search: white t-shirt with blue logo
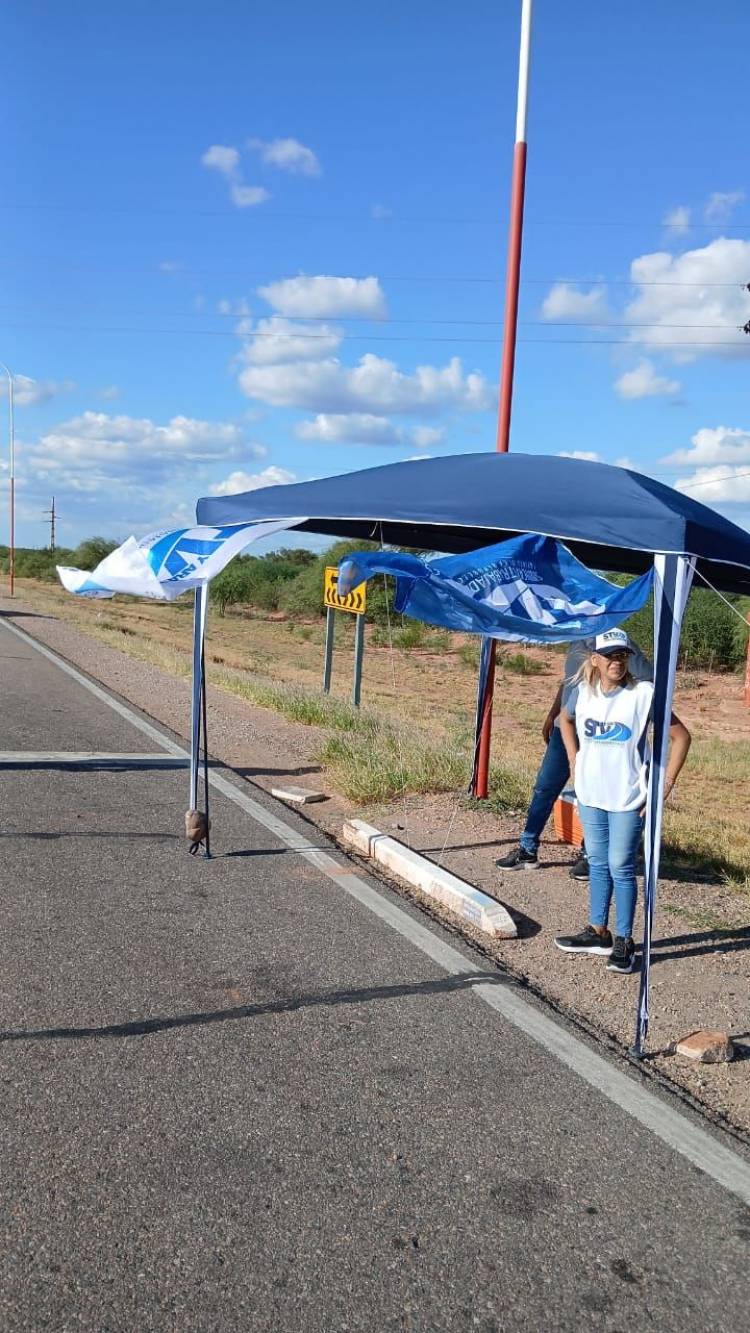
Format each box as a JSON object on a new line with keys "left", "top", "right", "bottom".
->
{"left": 565, "top": 679, "right": 654, "bottom": 813}
{"left": 555, "top": 640, "right": 652, "bottom": 729}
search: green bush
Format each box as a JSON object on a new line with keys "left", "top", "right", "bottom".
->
{"left": 617, "top": 578, "right": 747, "bottom": 671}
{"left": 2, "top": 545, "right": 75, "bottom": 581}
{"left": 71, "top": 537, "right": 118, "bottom": 569}
{"left": 391, "top": 620, "right": 428, "bottom": 650}
{"left": 277, "top": 539, "right": 397, "bottom": 625}
{"left": 209, "top": 548, "right": 312, "bottom": 616}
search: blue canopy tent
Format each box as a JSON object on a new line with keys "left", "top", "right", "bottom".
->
{"left": 195, "top": 453, "right": 750, "bottom": 1053}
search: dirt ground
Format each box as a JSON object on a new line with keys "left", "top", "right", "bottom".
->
{"left": 4, "top": 585, "right": 750, "bottom": 1141}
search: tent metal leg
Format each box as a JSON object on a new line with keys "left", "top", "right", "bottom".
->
{"left": 201, "top": 638, "right": 211, "bottom": 859}
{"left": 633, "top": 554, "right": 695, "bottom": 1057}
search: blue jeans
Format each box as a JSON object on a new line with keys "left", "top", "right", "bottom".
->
{"left": 520, "top": 727, "right": 572, "bottom": 854}
{"left": 576, "top": 803, "right": 642, "bottom": 939}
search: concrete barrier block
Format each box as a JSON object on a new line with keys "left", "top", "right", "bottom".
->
{"left": 342, "top": 818, "right": 517, "bottom": 939}
{"left": 271, "top": 786, "right": 326, "bottom": 805}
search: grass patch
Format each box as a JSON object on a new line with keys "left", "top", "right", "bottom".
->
{"left": 502, "top": 652, "right": 545, "bottom": 675}
{"left": 458, "top": 641, "right": 480, "bottom": 670}
{"left": 212, "top": 670, "right": 378, "bottom": 736}
{"left": 319, "top": 726, "right": 469, "bottom": 803}
{"left": 390, "top": 621, "right": 428, "bottom": 650}
{"left": 664, "top": 904, "right": 743, "bottom": 933}
{"left": 689, "top": 737, "right": 750, "bottom": 782}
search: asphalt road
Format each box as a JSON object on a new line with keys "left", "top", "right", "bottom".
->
{"left": 1, "top": 612, "right": 749, "bottom": 1333}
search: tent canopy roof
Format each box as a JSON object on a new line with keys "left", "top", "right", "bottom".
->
{"left": 196, "top": 452, "right": 750, "bottom": 595}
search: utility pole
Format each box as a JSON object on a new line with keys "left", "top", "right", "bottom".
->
{"left": 44, "top": 497, "right": 57, "bottom": 551}
{"left": 472, "top": 0, "right": 532, "bottom": 799}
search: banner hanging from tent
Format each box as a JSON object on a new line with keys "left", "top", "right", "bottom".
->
{"left": 338, "top": 534, "right": 654, "bottom": 642}
{"left": 57, "top": 518, "right": 306, "bottom": 601}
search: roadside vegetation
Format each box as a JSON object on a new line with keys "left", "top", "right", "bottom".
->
{"left": 3, "top": 537, "right": 749, "bottom": 889}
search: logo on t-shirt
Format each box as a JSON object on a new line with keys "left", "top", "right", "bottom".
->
{"left": 584, "top": 719, "right": 633, "bottom": 742}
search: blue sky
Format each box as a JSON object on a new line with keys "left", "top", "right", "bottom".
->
{"left": 3, "top": 0, "right": 750, "bottom": 548}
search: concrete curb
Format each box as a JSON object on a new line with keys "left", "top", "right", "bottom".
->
{"left": 343, "top": 819, "right": 517, "bottom": 939}
{"left": 270, "top": 785, "right": 326, "bottom": 805}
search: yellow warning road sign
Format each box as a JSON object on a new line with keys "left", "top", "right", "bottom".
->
{"left": 324, "top": 566, "right": 367, "bottom": 614}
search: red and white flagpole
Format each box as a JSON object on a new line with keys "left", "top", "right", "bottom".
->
{"left": 473, "top": 0, "right": 532, "bottom": 798}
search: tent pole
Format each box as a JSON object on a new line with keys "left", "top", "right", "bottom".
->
{"left": 633, "top": 554, "right": 695, "bottom": 1057}
{"left": 201, "top": 635, "right": 211, "bottom": 859}
{"left": 190, "top": 584, "right": 209, "bottom": 810}
{"left": 473, "top": 0, "right": 532, "bottom": 798}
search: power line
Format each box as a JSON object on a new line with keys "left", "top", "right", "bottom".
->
{"left": 0, "top": 318, "right": 747, "bottom": 348}
{"left": 0, "top": 255, "right": 748, "bottom": 290}
{"left": 0, "top": 301, "right": 746, "bottom": 331}
{"left": 676, "top": 468, "right": 750, "bottom": 492}
{"left": 1, "top": 199, "right": 750, "bottom": 231}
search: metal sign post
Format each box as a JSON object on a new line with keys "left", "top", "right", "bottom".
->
{"left": 322, "top": 606, "right": 335, "bottom": 694}
{"left": 352, "top": 611, "right": 365, "bottom": 707}
{"left": 322, "top": 566, "right": 368, "bottom": 705}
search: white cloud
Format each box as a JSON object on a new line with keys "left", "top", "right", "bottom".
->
{"left": 557, "top": 450, "right": 602, "bottom": 462}
{"left": 674, "top": 465, "right": 750, "bottom": 504}
{"left": 238, "top": 352, "right": 491, "bottom": 415}
{"left": 541, "top": 283, "right": 609, "bottom": 322}
{"left": 663, "top": 205, "right": 691, "bottom": 234}
{"left": 412, "top": 425, "right": 444, "bottom": 449}
{"left": 624, "top": 237, "right": 750, "bottom": 361}
{"left": 704, "top": 190, "right": 744, "bottom": 224}
{"left": 230, "top": 183, "right": 271, "bottom": 208}
{"left": 258, "top": 274, "right": 387, "bottom": 319}
{"left": 663, "top": 425, "right": 750, "bottom": 467}
{"left": 0, "top": 374, "right": 76, "bottom": 407}
{"left": 247, "top": 136, "right": 320, "bottom": 176}
{"left": 209, "top": 466, "right": 296, "bottom": 496}
{"left": 218, "top": 298, "right": 251, "bottom": 317}
{"left": 241, "top": 317, "right": 344, "bottom": 366}
{"left": 30, "top": 413, "right": 263, "bottom": 489}
{"left": 201, "top": 143, "right": 270, "bottom": 209}
{"left": 371, "top": 203, "right": 393, "bottom": 220}
{"left": 98, "top": 385, "right": 120, "bottom": 401}
{"left": 614, "top": 359, "right": 680, "bottom": 399}
{"left": 201, "top": 144, "right": 240, "bottom": 177}
{"left": 294, "top": 413, "right": 444, "bottom": 448}
{"left": 159, "top": 260, "right": 182, "bottom": 274}
{"left": 296, "top": 413, "right": 402, "bottom": 445}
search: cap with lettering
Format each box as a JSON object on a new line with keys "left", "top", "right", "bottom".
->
{"left": 594, "top": 627, "right": 632, "bottom": 656}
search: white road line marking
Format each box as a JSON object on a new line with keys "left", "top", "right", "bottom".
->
{"left": 4, "top": 612, "right": 750, "bottom": 1205}
{"left": 0, "top": 752, "right": 188, "bottom": 765}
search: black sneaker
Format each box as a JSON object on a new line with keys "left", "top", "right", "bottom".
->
{"left": 495, "top": 845, "right": 539, "bottom": 871}
{"left": 569, "top": 852, "right": 589, "bottom": 881}
{"left": 607, "top": 937, "right": 636, "bottom": 974}
{"left": 554, "top": 926, "right": 613, "bottom": 955}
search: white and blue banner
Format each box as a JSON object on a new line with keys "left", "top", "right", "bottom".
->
{"left": 338, "top": 534, "right": 654, "bottom": 642}
{"left": 57, "top": 518, "right": 306, "bottom": 601}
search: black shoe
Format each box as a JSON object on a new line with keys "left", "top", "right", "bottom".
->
{"left": 569, "top": 852, "right": 589, "bottom": 881}
{"left": 607, "top": 936, "right": 636, "bottom": 974}
{"left": 554, "top": 926, "right": 613, "bottom": 955}
{"left": 496, "top": 845, "right": 539, "bottom": 871}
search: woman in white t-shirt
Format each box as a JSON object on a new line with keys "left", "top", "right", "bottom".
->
{"left": 555, "top": 628, "right": 691, "bottom": 974}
